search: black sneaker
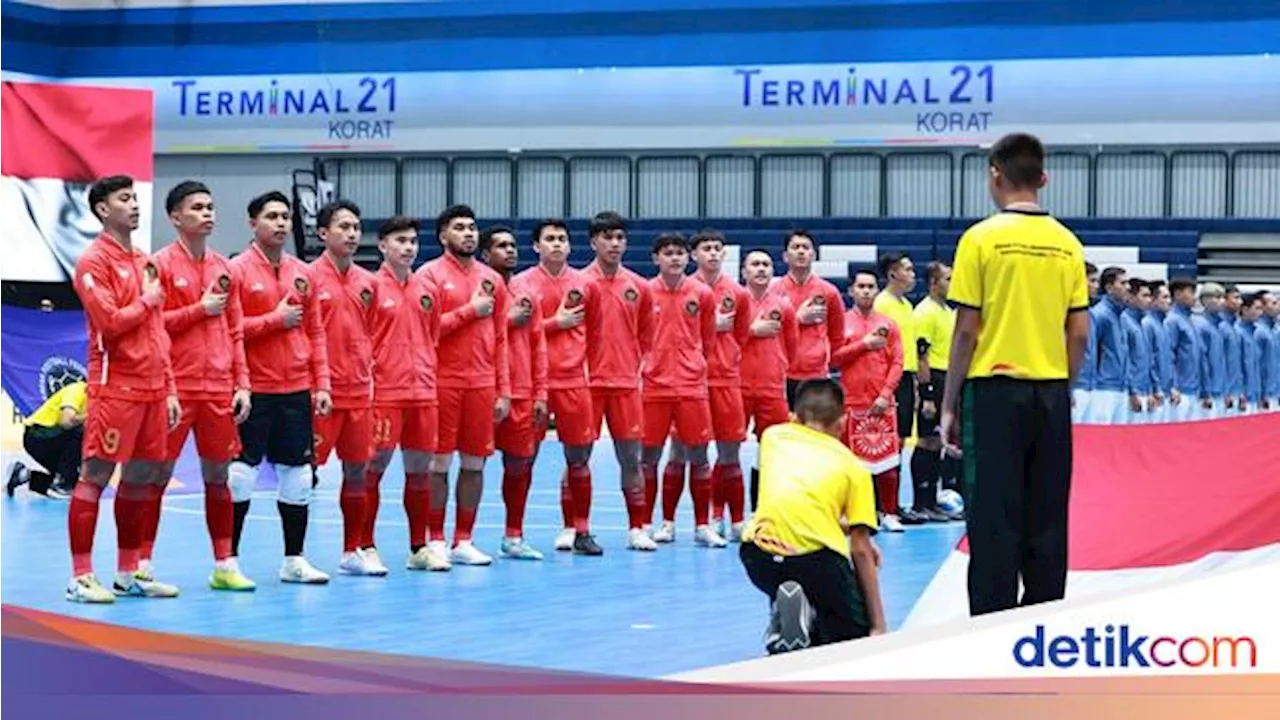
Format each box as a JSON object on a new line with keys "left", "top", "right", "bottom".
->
{"left": 765, "top": 581, "right": 813, "bottom": 655}
{"left": 573, "top": 533, "right": 603, "bottom": 556}
{"left": 6, "top": 462, "right": 29, "bottom": 497}
{"left": 899, "top": 507, "right": 929, "bottom": 525}
{"left": 921, "top": 507, "right": 953, "bottom": 523}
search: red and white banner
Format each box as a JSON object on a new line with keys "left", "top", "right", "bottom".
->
{"left": 1, "top": 81, "right": 154, "bottom": 282}
{"left": 905, "top": 413, "right": 1280, "bottom": 630}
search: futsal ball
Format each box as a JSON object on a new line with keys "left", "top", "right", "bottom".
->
{"left": 937, "top": 489, "right": 964, "bottom": 514}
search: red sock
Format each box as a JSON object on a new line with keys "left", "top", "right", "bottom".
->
{"left": 567, "top": 464, "right": 592, "bottom": 533}
{"left": 709, "top": 465, "right": 724, "bottom": 521}
{"left": 68, "top": 482, "right": 102, "bottom": 576}
{"left": 643, "top": 465, "right": 659, "bottom": 525}
{"left": 428, "top": 504, "right": 447, "bottom": 542}
{"left": 204, "top": 483, "right": 234, "bottom": 561}
{"left": 340, "top": 480, "right": 366, "bottom": 554}
{"left": 624, "top": 480, "right": 647, "bottom": 530}
{"left": 689, "top": 464, "right": 712, "bottom": 526}
{"left": 875, "top": 469, "right": 901, "bottom": 515}
{"left": 502, "top": 464, "right": 532, "bottom": 537}
{"left": 115, "top": 484, "right": 149, "bottom": 573}
{"left": 139, "top": 483, "right": 165, "bottom": 561}
{"left": 361, "top": 469, "right": 382, "bottom": 548}
{"left": 721, "top": 464, "right": 745, "bottom": 523}
{"left": 454, "top": 505, "right": 477, "bottom": 544}
{"left": 558, "top": 470, "right": 573, "bottom": 529}
{"left": 404, "top": 473, "right": 430, "bottom": 548}
{"left": 661, "top": 462, "right": 686, "bottom": 523}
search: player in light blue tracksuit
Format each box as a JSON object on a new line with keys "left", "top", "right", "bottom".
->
{"left": 1122, "top": 279, "right": 1153, "bottom": 424}
{"left": 1217, "top": 285, "right": 1244, "bottom": 413}
{"left": 1261, "top": 291, "right": 1279, "bottom": 412}
{"left": 1192, "top": 284, "right": 1227, "bottom": 420}
{"left": 1165, "top": 278, "right": 1203, "bottom": 424}
{"left": 1235, "top": 293, "right": 1264, "bottom": 415}
{"left": 1072, "top": 262, "right": 1100, "bottom": 423}
{"left": 1143, "top": 281, "right": 1174, "bottom": 423}
{"left": 1089, "top": 267, "right": 1130, "bottom": 424}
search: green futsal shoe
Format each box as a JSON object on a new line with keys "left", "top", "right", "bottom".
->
{"left": 209, "top": 565, "right": 256, "bottom": 591}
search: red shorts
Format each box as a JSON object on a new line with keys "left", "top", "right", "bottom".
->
{"left": 313, "top": 406, "right": 373, "bottom": 464}
{"left": 496, "top": 398, "right": 539, "bottom": 458}
{"left": 643, "top": 395, "right": 713, "bottom": 448}
{"left": 591, "top": 387, "right": 644, "bottom": 441}
{"left": 166, "top": 396, "right": 241, "bottom": 462}
{"left": 708, "top": 386, "right": 747, "bottom": 442}
{"left": 373, "top": 404, "right": 437, "bottom": 454}
{"left": 438, "top": 385, "right": 496, "bottom": 458}
{"left": 743, "top": 394, "right": 791, "bottom": 440}
{"left": 547, "top": 387, "right": 595, "bottom": 447}
{"left": 83, "top": 395, "right": 168, "bottom": 464}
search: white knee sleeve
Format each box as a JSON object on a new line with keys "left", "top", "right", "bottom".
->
{"left": 228, "top": 461, "right": 259, "bottom": 503}
{"left": 276, "top": 464, "right": 313, "bottom": 506}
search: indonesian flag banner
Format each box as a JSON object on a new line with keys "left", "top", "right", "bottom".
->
{"left": 1, "top": 80, "right": 155, "bottom": 283}
{"left": 904, "top": 413, "right": 1280, "bottom": 630}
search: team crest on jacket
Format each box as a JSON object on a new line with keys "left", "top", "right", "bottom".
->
{"left": 144, "top": 262, "right": 158, "bottom": 281}
{"left": 721, "top": 296, "right": 736, "bottom": 312}
{"left": 685, "top": 299, "right": 699, "bottom": 316}
{"left": 294, "top": 277, "right": 310, "bottom": 294}
{"left": 519, "top": 296, "right": 533, "bottom": 311}
{"left": 566, "top": 289, "right": 583, "bottom": 307}
{"left": 811, "top": 295, "right": 826, "bottom": 306}
{"left": 360, "top": 288, "right": 373, "bottom": 306}
{"left": 480, "top": 278, "right": 495, "bottom": 295}
{"left": 420, "top": 295, "right": 433, "bottom": 312}
{"left": 624, "top": 287, "right": 638, "bottom": 303}
{"left": 217, "top": 274, "right": 231, "bottom": 292}
{"left": 768, "top": 309, "right": 782, "bottom": 321}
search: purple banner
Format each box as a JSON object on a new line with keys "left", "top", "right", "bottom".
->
{"left": 0, "top": 304, "right": 88, "bottom": 416}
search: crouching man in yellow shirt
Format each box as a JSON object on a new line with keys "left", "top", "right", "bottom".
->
{"left": 740, "top": 378, "right": 887, "bottom": 654}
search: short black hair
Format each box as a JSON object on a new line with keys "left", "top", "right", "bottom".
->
{"left": 1223, "top": 283, "right": 1240, "bottom": 295}
{"left": 793, "top": 379, "right": 845, "bottom": 427}
{"left": 1085, "top": 261, "right": 1099, "bottom": 276}
{"left": 850, "top": 265, "right": 878, "bottom": 283}
{"left": 247, "top": 191, "right": 290, "bottom": 219}
{"left": 164, "top": 180, "right": 211, "bottom": 214}
{"left": 317, "top": 199, "right": 361, "bottom": 230}
{"left": 1148, "top": 279, "right": 1167, "bottom": 294}
{"left": 378, "top": 215, "right": 419, "bottom": 239}
{"left": 989, "top": 132, "right": 1045, "bottom": 189}
{"left": 1242, "top": 292, "right": 1265, "bottom": 310}
{"left": 741, "top": 247, "right": 774, "bottom": 266}
{"left": 88, "top": 175, "right": 134, "bottom": 220}
{"left": 652, "top": 232, "right": 689, "bottom": 255}
{"left": 589, "top": 211, "right": 626, "bottom": 237}
{"left": 877, "top": 251, "right": 908, "bottom": 281}
{"left": 479, "top": 224, "right": 516, "bottom": 254}
{"left": 1127, "top": 278, "right": 1149, "bottom": 295}
{"left": 925, "top": 261, "right": 949, "bottom": 286}
{"left": 691, "top": 228, "right": 726, "bottom": 251}
{"left": 435, "top": 204, "right": 475, "bottom": 237}
{"left": 785, "top": 229, "right": 816, "bottom": 250}
{"left": 1100, "top": 266, "right": 1128, "bottom": 291}
{"left": 1168, "top": 277, "right": 1197, "bottom": 297}
{"left": 531, "top": 219, "right": 569, "bottom": 245}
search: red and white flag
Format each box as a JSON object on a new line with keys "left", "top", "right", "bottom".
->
{"left": 905, "top": 414, "right": 1280, "bottom": 629}
{"left": 1, "top": 80, "right": 154, "bottom": 283}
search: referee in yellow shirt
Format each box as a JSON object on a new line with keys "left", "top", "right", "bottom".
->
{"left": 740, "top": 379, "right": 886, "bottom": 654}
{"left": 940, "top": 133, "right": 1091, "bottom": 617}
{"left": 6, "top": 381, "right": 87, "bottom": 499}
{"left": 913, "top": 261, "right": 962, "bottom": 519}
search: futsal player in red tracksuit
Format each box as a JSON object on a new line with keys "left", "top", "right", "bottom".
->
{"left": 776, "top": 231, "right": 846, "bottom": 407}
{"left": 309, "top": 201, "right": 382, "bottom": 576}
{"left": 515, "top": 219, "right": 604, "bottom": 556}
{"left": 482, "top": 225, "right": 550, "bottom": 561}
{"left": 416, "top": 204, "right": 511, "bottom": 567}
{"left": 738, "top": 248, "right": 799, "bottom": 515}
{"left": 643, "top": 232, "right": 721, "bottom": 548}
{"left": 228, "top": 191, "right": 333, "bottom": 584}
{"left": 368, "top": 217, "right": 445, "bottom": 570}
{"left": 688, "top": 230, "right": 751, "bottom": 545}
{"left": 832, "top": 269, "right": 905, "bottom": 530}
{"left": 152, "top": 180, "right": 255, "bottom": 593}
{"left": 582, "top": 211, "right": 656, "bottom": 551}
{"left": 67, "top": 175, "right": 182, "bottom": 604}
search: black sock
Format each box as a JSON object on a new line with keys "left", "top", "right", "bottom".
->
{"left": 232, "top": 500, "right": 251, "bottom": 555}
{"left": 910, "top": 449, "right": 940, "bottom": 511}
{"left": 410, "top": 543, "right": 425, "bottom": 554}
{"left": 749, "top": 467, "right": 760, "bottom": 512}
{"left": 941, "top": 454, "right": 961, "bottom": 495}
{"left": 278, "top": 501, "right": 308, "bottom": 557}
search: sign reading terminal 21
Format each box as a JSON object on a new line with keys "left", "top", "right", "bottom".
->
{"left": 735, "top": 64, "right": 995, "bottom": 134}
{"left": 172, "top": 76, "right": 398, "bottom": 141}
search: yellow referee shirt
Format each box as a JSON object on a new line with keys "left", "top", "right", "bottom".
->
{"left": 24, "top": 382, "right": 87, "bottom": 428}
{"left": 874, "top": 290, "right": 918, "bottom": 372}
{"left": 742, "top": 422, "right": 878, "bottom": 559}
{"left": 914, "top": 295, "right": 956, "bottom": 370}
{"left": 947, "top": 209, "right": 1089, "bottom": 380}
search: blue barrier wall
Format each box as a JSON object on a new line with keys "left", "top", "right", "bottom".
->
{"left": 4, "top": 0, "right": 1279, "bottom": 77}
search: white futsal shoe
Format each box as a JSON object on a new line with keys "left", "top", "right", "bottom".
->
{"left": 652, "top": 520, "right": 676, "bottom": 543}
{"left": 361, "top": 548, "right": 390, "bottom": 575}
{"left": 279, "top": 556, "right": 330, "bottom": 584}
{"left": 554, "top": 527, "right": 575, "bottom": 551}
{"left": 66, "top": 574, "right": 115, "bottom": 604}
{"left": 880, "top": 513, "right": 905, "bottom": 533}
{"left": 338, "top": 550, "right": 387, "bottom": 576}
{"left": 694, "top": 524, "right": 728, "bottom": 548}
{"left": 407, "top": 541, "right": 453, "bottom": 571}
{"left": 450, "top": 541, "right": 493, "bottom": 566}
{"left": 627, "top": 528, "right": 658, "bottom": 551}
{"left": 729, "top": 521, "right": 747, "bottom": 543}
{"left": 500, "top": 536, "right": 544, "bottom": 560}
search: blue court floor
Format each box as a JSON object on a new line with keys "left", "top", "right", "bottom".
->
{"left": 1, "top": 441, "right": 964, "bottom": 678}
